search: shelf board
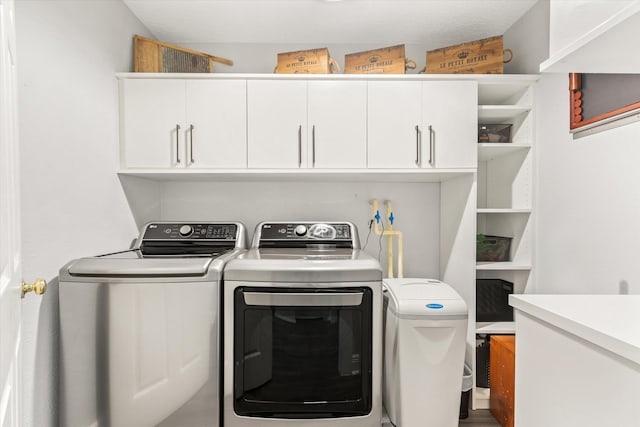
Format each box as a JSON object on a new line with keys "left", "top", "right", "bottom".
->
{"left": 476, "top": 262, "right": 532, "bottom": 271}
{"left": 476, "top": 322, "right": 515, "bottom": 335}
{"left": 118, "top": 168, "right": 475, "bottom": 183}
{"left": 478, "top": 105, "right": 531, "bottom": 123}
{"left": 473, "top": 387, "right": 491, "bottom": 409}
{"left": 477, "top": 76, "right": 539, "bottom": 105}
{"left": 477, "top": 143, "right": 531, "bottom": 161}
{"left": 477, "top": 208, "right": 531, "bottom": 214}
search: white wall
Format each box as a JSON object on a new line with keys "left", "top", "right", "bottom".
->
{"left": 155, "top": 181, "right": 441, "bottom": 279}
{"left": 178, "top": 42, "right": 431, "bottom": 74}
{"left": 504, "top": 0, "right": 549, "bottom": 74}
{"left": 15, "top": 1, "right": 151, "bottom": 425}
{"left": 535, "top": 73, "right": 640, "bottom": 295}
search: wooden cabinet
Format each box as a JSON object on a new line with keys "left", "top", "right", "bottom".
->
{"left": 185, "top": 80, "right": 247, "bottom": 168}
{"left": 246, "top": 80, "right": 307, "bottom": 168}
{"left": 120, "top": 79, "right": 247, "bottom": 169}
{"left": 422, "top": 81, "right": 478, "bottom": 168}
{"left": 120, "top": 76, "right": 477, "bottom": 172}
{"left": 247, "top": 80, "right": 367, "bottom": 169}
{"left": 307, "top": 81, "right": 367, "bottom": 169}
{"left": 367, "top": 81, "right": 423, "bottom": 168}
{"left": 121, "top": 79, "right": 185, "bottom": 168}
{"left": 490, "top": 335, "right": 515, "bottom": 427}
{"left": 368, "top": 81, "right": 477, "bottom": 169}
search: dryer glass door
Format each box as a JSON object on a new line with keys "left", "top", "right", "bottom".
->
{"left": 233, "top": 287, "right": 373, "bottom": 418}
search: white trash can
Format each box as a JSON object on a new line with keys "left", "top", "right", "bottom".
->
{"left": 383, "top": 278, "right": 468, "bottom": 427}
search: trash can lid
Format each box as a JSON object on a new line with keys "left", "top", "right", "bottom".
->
{"left": 384, "top": 278, "right": 468, "bottom": 318}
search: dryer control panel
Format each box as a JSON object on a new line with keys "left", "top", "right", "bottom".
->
{"left": 257, "top": 222, "right": 357, "bottom": 249}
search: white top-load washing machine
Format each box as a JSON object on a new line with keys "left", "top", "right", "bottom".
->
{"left": 383, "top": 278, "right": 468, "bottom": 427}
{"left": 58, "top": 222, "right": 247, "bottom": 427}
{"left": 222, "top": 221, "right": 383, "bottom": 427}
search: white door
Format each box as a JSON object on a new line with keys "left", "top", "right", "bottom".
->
{"left": 0, "top": 0, "right": 22, "bottom": 425}
{"left": 422, "top": 81, "right": 478, "bottom": 168}
{"left": 368, "top": 81, "right": 423, "bottom": 168}
{"left": 307, "top": 80, "right": 367, "bottom": 169}
{"left": 185, "top": 80, "right": 247, "bottom": 168}
{"left": 121, "top": 79, "right": 186, "bottom": 168}
{"left": 247, "top": 80, "right": 307, "bottom": 168}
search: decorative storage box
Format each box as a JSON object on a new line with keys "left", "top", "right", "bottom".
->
{"left": 476, "top": 279, "right": 514, "bottom": 322}
{"left": 478, "top": 124, "right": 512, "bottom": 143}
{"left": 344, "top": 44, "right": 417, "bottom": 74}
{"left": 134, "top": 35, "right": 233, "bottom": 73}
{"left": 424, "top": 35, "right": 512, "bottom": 74}
{"left": 275, "top": 48, "right": 339, "bottom": 74}
{"left": 477, "top": 234, "right": 512, "bottom": 262}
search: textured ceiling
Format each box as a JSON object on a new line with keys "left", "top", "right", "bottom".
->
{"left": 123, "top": 0, "right": 538, "bottom": 48}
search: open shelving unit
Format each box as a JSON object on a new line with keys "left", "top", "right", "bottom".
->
{"left": 473, "top": 75, "right": 538, "bottom": 409}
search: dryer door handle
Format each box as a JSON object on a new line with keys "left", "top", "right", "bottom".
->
{"left": 243, "top": 291, "right": 363, "bottom": 307}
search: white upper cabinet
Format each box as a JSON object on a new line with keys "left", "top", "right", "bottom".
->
{"left": 422, "top": 81, "right": 477, "bottom": 169}
{"left": 367, "top": 81, "right": 423, "bottom": 168}
{"left": 121, "top": 79, "right": 247, "bottom": 169}
{"left": 120, "top": 76, "right": 478, "bottom": 173}
{"left": 541, "top": 0, "right": 640, "bottom": 72}
{"left": 247, "top": 80, "right": 367, "bottom": 169}
{"left": 185, "top": 80, "right": 247, "bottom": 168}
{"left": 307, "top": 81, "right": 367, "bottom": 169}
{"left": 121, "top": 79, "right": 186, "bottom": 168}
{"left": 368, "top": 81, "right": 476, "bottom": 169}
{"left": 247, "top": 80, "right": 307, "bottom": 169}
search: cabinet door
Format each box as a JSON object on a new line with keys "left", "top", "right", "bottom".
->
{"left": 423, "top": 81, "right": 477, "bottom": 168}
{"left": 307, "top": 81, "right": 367, "bottom": 169}
{"left": 368, "top": 81, "right": 423, "bottom": 168}
{"left": 121, "top": 79, "right": 186, "bottom": 168}
{"left": 247, "top": 80, "right": 307, "bottom": 168}
{"left": 186, "top": 80, "right": 247, "bottom": 168}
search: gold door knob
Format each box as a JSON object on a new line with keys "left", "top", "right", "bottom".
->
{"left": 21, "top": 279, "right": 47, "bottom": 298}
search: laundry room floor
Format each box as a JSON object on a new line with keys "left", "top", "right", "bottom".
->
{"left": 381, "top": 408, "right": 500, "bottom": 426}
{"left": 458, "top": 409, "right": 501, "bottom": 426}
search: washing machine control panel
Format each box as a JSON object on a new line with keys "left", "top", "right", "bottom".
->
{"left": 142, "top": 223, "right": 238, "bottom": 240}
{"left": 260, "top": 222, "right": 352, "bottom": 242}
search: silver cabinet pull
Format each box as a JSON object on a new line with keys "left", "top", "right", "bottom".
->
{"left": 243, "top": 291, "right": 364, "bottom": 307}
{"left": 312, "top": 125, "right": 316, "bottom": 167}
{"left": 297, "top": 125, "right": 302, "bottom": 168}
{"left": 428, "top": 125, "right": 435, "bottom": 166}
{"left": 189, "top": 124, "right": 195, "bottom": 164}
{"left": 175, "top": 124, "right": 181, "bottom": 164}
{"left": 415, "top": 125, "right": 421, "bottom": 167}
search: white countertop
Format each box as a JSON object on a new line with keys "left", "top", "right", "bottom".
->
{"left": 510, "top": 294, "right": 640, "bottom": 365}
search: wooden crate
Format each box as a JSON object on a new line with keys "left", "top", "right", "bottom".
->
{"left": 490, "top": 335, "right": 516, "bottom": 427}
{"left": 344, "top": 44, "right": 417, "bottom": 74}
{"left": 275, "top": 48, "right": 339, "bottom": 74}
{"left": 424, "top": 35, "right": 512, "bottom": 74}
{"left": 134, "top": 35, "right": 233, "bottom": 73}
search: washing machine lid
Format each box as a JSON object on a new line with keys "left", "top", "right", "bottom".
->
{"left": 384, "top": 278, "right": 468, "bottom": 318}
{"left": 66, "top": 255, "right": 214, "bottom": 278}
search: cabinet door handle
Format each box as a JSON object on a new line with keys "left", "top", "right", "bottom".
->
{"left": 428, "top": 125, "right": 435, "bottom": 166}
{"left": 298, "top": 125, "right": 302, "bottom": 168}
{"left": 415, "top": 125, "right": 421, "bottom": 167}
{"left": 175, "top": 124, "right": 181, "bottom": 164}
{"left": 312, "top": 125, "right": 316, "bottom": 168}
{"left": 189, "top": 124, "right": 195, "bottom": 164}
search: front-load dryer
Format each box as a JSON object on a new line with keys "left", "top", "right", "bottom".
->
{"left": 58, "top": 222, "right": 247, "bottom": 427}
{"left": 222, "top": 221, "right": 383, "bottom": 427}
